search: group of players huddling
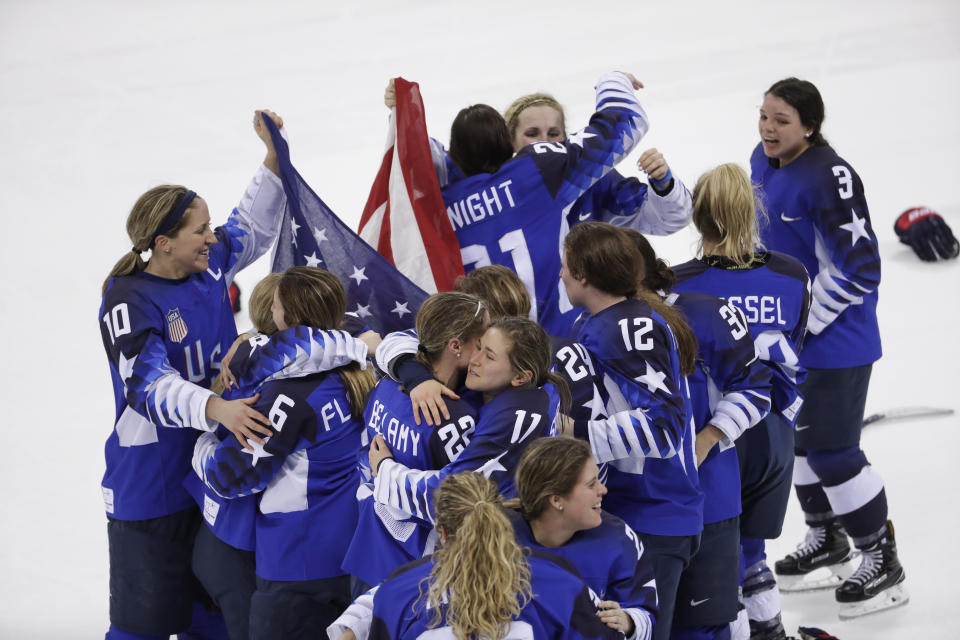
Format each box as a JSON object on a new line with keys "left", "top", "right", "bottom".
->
{"left": 99, "top": 70, "right": 959, "bottom": 640}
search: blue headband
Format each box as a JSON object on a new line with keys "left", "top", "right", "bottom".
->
{"left": 152, "top": 190, "right": 196, "bottom": 247}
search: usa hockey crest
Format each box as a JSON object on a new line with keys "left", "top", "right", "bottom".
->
{"left": 165, "top": 308, "right": 189, "bottom": 343}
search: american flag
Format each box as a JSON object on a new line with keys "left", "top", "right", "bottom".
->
{"left": 165, "top": 308, "right": 188, "bottom": 343}
{"left": 358, "top": 77, "right": 463, "bottom": 294}
{"left": 263, "top": 116, "right": 428, "bottom": 336}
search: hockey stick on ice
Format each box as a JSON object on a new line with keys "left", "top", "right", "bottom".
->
{"left": 863, "top": 406, "right": 954, "bottom": 426}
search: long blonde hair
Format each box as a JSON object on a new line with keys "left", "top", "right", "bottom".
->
{"left": 420, "top": 473, "right": 531, "bottom": 640}
{"left": 692, "top": 163, "right": 767, "bottom": 266}
{"left": 102, "top": 186, "right": 191, "bottom": 295}
{"left": 276, "top": 267, "right": 375, "bottom": 415}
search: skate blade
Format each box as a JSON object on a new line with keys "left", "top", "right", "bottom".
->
{"left": 778, "top": 556, "right": 858, "bottom": 593}
{"left": 838, "top": 583, "right": 910, "bottom": 620}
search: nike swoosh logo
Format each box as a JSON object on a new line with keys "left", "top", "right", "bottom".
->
{"left": 690, "top": 598, "right": 709, "bottom": 607}
{"left": 780, "top": 212, "right": 802, "bottom": 222}
{"left": 207, "top": 267, "right": 223, "bottom": 280}
{"left": 796, "top": 424, "right": 811, "bottom": 431}
{"left": 578, "top": 212, "right": 592, "bottom": 221}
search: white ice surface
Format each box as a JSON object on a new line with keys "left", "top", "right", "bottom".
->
{"left": 1, "top": 1, "right": 957, "bottom": 637}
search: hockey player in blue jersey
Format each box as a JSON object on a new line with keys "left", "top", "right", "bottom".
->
{"left": 187, "top": 272, "right": 279, "bottom": 640}
{"left": 509, "top": 437, "right": 658, "bottom": 640}
{"left": 435, "top": 71, "right": 648, "bottom": 337}
{"left": 560, "top": 222, "right": 700, "bottom": 640}
{"left": 186, "top": 271, "right": 374, "bottom": 640}
{"left": 98, "top": 110, "right": 290, "bottom": 640}
{"left": 502, "top": 90, "right": 691, "bottom": 236}
{"left": 368, "top": 317, "right": 570, "bottom": 523}
{"left": 341, "top": 292, "right": 487, "bottom": 587}
{"left": 368, "top": 472, "right": 622, "bottom": 640}
{"left": 672, "top": 163, "right": 810, "bottom": 640}
{"left": 192, "top": 267, "right": 376, "bottom": 636}
{"left": 752, "top": 77, "right": 906, "bottom": 620}
{"left": 328, "top": 438, "right": 652, "bottom": 639}
{"left": 623, "top": 228, "right": 773, "bottom": 640}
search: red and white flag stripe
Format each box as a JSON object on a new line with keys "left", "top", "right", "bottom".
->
{"left": 358, "top": 77, "right": 463, "bottom": 294}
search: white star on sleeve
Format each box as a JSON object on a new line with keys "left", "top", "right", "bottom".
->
{"left": 391, "top": 301, "right": 410, "bottom": 318}
{"left": 304, "top": 252, "right": 322, "bottom": 267}
{"left": 566, "top": 129, "right": 597, "bottom": 148}
{"left": 634, "top": 362, "right": 671, "bottom": 395}
{"left": 349, "top": 266, "right": 368, "bottom": 286}
{"left": 313, "top": 227, "right": 327, "bottom": 243}
{"left": 839, "top": 209, "right": 870, "bottom": 246}
{"left": 476, "top": 451, "right": 509, "bottom": 478}
{"left": 241, "top": 437, "right": 273, "bottom": 466}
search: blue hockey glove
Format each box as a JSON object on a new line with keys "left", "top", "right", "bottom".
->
{"left": 894, "top": 207, "right": 959, "bottom": 261}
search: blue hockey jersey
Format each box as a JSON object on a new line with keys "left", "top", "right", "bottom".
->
{"left": 194, "top": 368, "right": 363, "bottom": 582}
{"left": 341, "top": 378, "right": 479, "bottom": 586}
{"left": 443, "top": 72, "right": 648, "bottom": 337}
{"left": 750, "top": 143, "right": 881, "bottom": 368}
{"left": 99, "top": 165, "right": 285, "bottom": 521}
{"left": 369, "top": 549, "right": 623, "bottom": 640}
{"left": 568, "top": 168, "right": 691, "bottom": 236}
{"left": 573, "top": 298, "right": 701, "bottom": 536}
{"left": 507, "top": 508, "right": 656, "bottom": 639}
{"left": 372, "top": 386, "right": 556, "bottom": 525}
{"left": 672, "top": 252, "right": 810, "bottom": 424}
{"left": 666, "top": 291, "right": 772, "bottom": 524}
{"left": 185, "top": 326, "right": 370, "bottom": 551}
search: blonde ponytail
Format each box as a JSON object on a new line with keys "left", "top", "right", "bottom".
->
{"left": 419, "top": 473, "right": 531, "bottom": 640}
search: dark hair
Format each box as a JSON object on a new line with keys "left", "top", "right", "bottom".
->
{"left": 619, "top": 228, "right": 676, "bottom": 292}
{"left": 563, "top": 222, "right": 642, "bottom": 297}
{"left": 766, "top": 77, "right": 828, "bottom": 147}
{"left": 449, "top": 105, "right": 514, "bottom": 177}
{"left": 513, "top": 438, "right": 593, "bottom": 520}
{"left": 566, "top": 222, "right": 698, "bottom": 376}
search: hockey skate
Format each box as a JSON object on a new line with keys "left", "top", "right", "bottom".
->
{"left": 774, "top": 523, "right": 857, "bottom": 592}
{"left": 836, "top": 520, "right": 908, "bottom": 619}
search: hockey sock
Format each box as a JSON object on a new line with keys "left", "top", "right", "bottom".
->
{"left": 741, "top": 538, "right": 781, "bottom": 626}
{"left": 793, "top": 451, "right": 835, "bottom": 526}
{"left": 806, "top": 446, "right": 888, "bottom": 548}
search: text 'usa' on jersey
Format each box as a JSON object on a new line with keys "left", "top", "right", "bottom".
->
{"left": 442, "top": 72, "right": 649, "bottom": 337}
{"left": 750, "top": 143, "right": 881, "bottom": 367}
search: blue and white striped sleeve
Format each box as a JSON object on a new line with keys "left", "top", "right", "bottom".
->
{"left": 218, "top": 164, "right": 287, "bottom": 284}
{"left": 374, "top": 329, "right": 420, "bottom": 380}
{"left": 807, "top": 164, "right": 880, "bottom": 335}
